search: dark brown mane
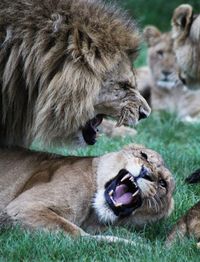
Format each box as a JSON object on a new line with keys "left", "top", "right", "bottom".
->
{"left": 0, "top": 0, "right": 141, "bottom": 148}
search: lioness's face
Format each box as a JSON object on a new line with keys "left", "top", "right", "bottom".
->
{"left": 172, "top": 4, "right": 200, "bottom": 89}
{"left": 94, "top": 145, "right": 174, "bottom": 225}
{"left": 144, "top": 26, "right": 181, "bottom": 90}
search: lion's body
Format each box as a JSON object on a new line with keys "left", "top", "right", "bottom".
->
{"left": 0, "top": 149, "right": 96, "bottom": 233}
{"left": 137, "top": 27, "right": 200, "bottom": 122}
{"left": 166, "top": 201, "right": 200, "bottom": 247}
{"left": 0, "top": 0, "right": 150, "bottom": 148}
{"left": 172, "top": 4, "right": 200, "bottom": 90}
{"left": 0, "top": 145, "right": 174, "bottom": 240}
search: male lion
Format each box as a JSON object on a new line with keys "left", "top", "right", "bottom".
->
{"left": 0, "top": 145, "right": 174, "bottom": 243}
{"left": 0, "top": 0, "right": 150, "bottom": 148}
{"left": 172, "top": 4, "right": 200, "bottom": 90}
{"left": 137, "top": 26, "right": 200, "bottom": 122}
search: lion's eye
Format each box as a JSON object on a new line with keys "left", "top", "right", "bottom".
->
{"left": 157, "top": 50, "right": 164, "bottom": 58}
{"left": 159, "top": 179, "right": 167, "bottom": 188}
{"left": 119, "top": 82, "right": 130, "bottom": 90}
{"left": 141, "top": 152, "right": 148, "bottom": 161}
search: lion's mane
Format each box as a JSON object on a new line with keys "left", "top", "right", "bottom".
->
{"left": 0, "top": 0, "right": 140, "bottom": 147}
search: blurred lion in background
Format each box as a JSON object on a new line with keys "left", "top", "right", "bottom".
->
{"left": 166, "top": 5, "right": 200, "bottom": 247}
{"left": 0, "top": 0, "right": 150, "bottom": 148}
{"left": 172, "top": 4, "right": 200, "bottom": 90}
{"left": 137, "top": 25, "right": 200, "bottom": 122}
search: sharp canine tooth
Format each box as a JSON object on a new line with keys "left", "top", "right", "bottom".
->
{"left": 109, "top": 190, "right": 114, "bottom": 196}
{"left": 110, "top": 196, "right": 122, "bottom": 207}
{"left": 132, "top": 190, "right": 139, "bottom": 197}
{"left": 115, "top": 203, "right": 123, "bottom": 207}
{"left": 121, "top": 174, "right": 131, "bottom": 182}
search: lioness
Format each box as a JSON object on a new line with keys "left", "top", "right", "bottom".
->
{"left": 137, "top": 26, "right": 200, "bottom": 122}
{"left": 0, "top": 0, "right": 150, "bottom": 148}
{"left": 172, "top": 4, "right": 200, "bottom": 90}
{"left": 0, "top": 145, "right": 174, "bottom": 243}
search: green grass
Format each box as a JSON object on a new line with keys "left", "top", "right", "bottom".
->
{"left": 2, "top": 112, "right": 200, "bottom": 261}
{"left": 117, "top": 0, "right": 200, "bottom": 31}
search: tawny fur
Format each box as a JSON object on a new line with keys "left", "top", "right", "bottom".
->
{"left": 0, "top": 145, "right": 174, "bottom": 242}
{"left": 172, "top": 4, "right": 200, "bottom": 90}
{"left": 137, "top": 26, "right": 200, "bottom": 122}
{"left": 166, "top": 201, "right": 200, "bottom": 247}
{"left": 100, "top": 119, "right": 137, "bottom": 138}
{"left": 0, "top": 0, "right": 150, "bottom": 148}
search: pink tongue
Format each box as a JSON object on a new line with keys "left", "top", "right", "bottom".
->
{"left": 113, "top": 185, "right": 133, "bottom": 205}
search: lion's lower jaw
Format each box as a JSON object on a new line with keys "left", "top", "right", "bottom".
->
{"left": 93, "top": 190, "right": 118, "bottom": 224}
{"left": 156, "top": 81, "right": 176, "bottom": 90}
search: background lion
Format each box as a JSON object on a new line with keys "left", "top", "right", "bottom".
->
{"left": 0, "top": 144, "right": 174, "bottom": 243}
{"left": 137, "top": 25, "right": 200, "bottom": 122}
{"left": 0, "top": 0, "right": 150, "bottom": 148}
{"left": 165, "top": 4, "right": 200, "bottom": 248}
{"left": 172, "top": 4, "right": 200, "bottom": 90}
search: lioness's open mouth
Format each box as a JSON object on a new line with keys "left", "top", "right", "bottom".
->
{"left": 104, "top": 169, "right": 142, "bottom": 217}
{"left": 82, "top": 114, "right": 104, "bottom": 145}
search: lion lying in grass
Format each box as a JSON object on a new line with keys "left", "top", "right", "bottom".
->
{"left": 0, "top": 145, "right": 174, "bottom": 243}
{"left": 0, "top": 0, "right": 150, "bottom": 148}
{"left": 137, "top": 26, "right": 200, "bottom": 122}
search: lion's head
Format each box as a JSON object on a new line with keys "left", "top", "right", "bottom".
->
{"left": 144, "top": 26, "right": 181, "bottom": 90}
{"left": 172, "top": 4, "right": 200, "bottom": 89}
{"left": 93, "top": 144, "right": 175, "bottom": 226}
{"left": 0, "top": 0, "right": 150, "bottom": 147}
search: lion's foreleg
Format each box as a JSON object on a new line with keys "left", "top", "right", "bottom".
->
{"left": 87, "top": 235, "right": 136, "bottom": 245}
{"left": 6, "top": 204, "right": 136, "bottom": 244}
{"left": 165, "top": 217, "right": 187, "bottom": 246}
{"left": 6, "top": 204, "right": 88, "bottom": 237}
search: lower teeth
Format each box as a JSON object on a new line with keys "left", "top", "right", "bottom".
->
{"left": 132, "top": 190, "right": 139, "bottom": 197}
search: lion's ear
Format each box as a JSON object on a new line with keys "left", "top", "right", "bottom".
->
{"left": 72, "top": 28, "right": 94, "bottom": 59}
{"left": 143, "top": 26, "right": 161, "bottom": 47}
{"left": 71, "top": 27, "right": 112, "bottom": 74}
{"left": 171, "top": 4, "right": 193, "bottom": 38}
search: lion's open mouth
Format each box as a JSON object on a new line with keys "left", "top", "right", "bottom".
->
{"left": 104, "top": 169, "right": 142, "bottom": 217}
{"left": 82, "top": 114, "right": 104, "bottom": 145}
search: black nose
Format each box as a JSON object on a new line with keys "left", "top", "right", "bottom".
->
{"left": 139, "top": 106, "right": 148, "bottom": 120}
{"left": 162, "top": 70, "right": 171, "bottom": 77}
{"left": 136, "top": 166, "right": 153, "bottom": 182}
